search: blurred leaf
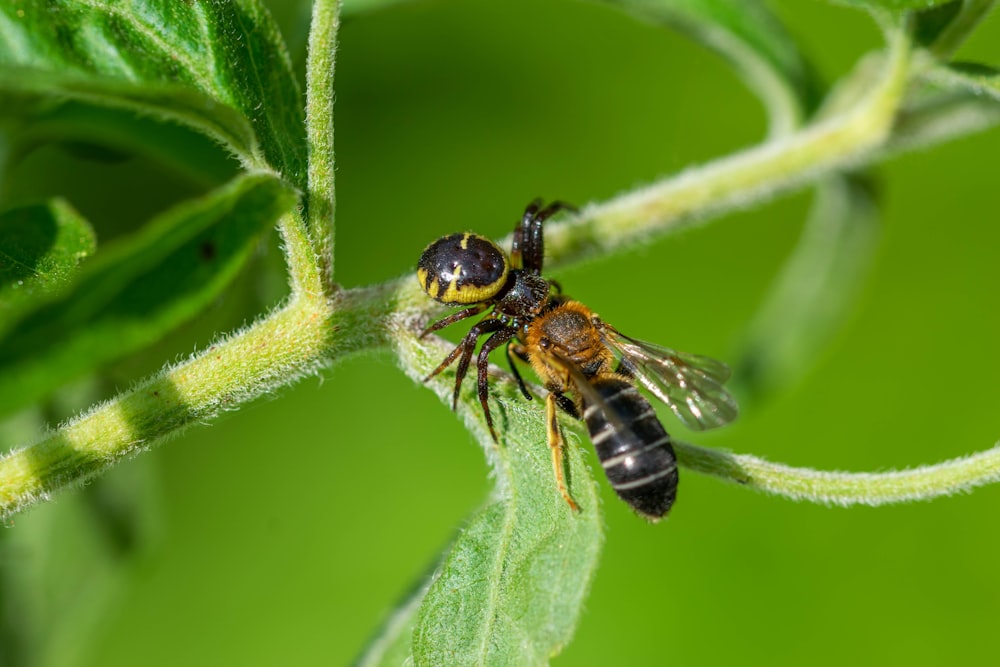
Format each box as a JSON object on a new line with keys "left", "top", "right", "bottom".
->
{"left": 0, "top": 400, "right": 161, "bottom": 667}
{"left": 355, "top": 581, "right": 426, "bottom": 667}
{"left": 395, "top": 335, "right": 604, "bottom": 666}
{"left": 604, "top": 0, "right": 821, "bottom": 133}
{"left": 0, "top": 68, "right": 259, "bottom": 170}
{"left": 0, "top": 1, "right": 305, "bottom": 186}
{"left": 912, "top": 0, "right": 995, "bottom": 56}
{"left": 733, "top": 175, "right": 880, "bottom": 401}
{"left": 341, "top": 0, "right": 413, "bottom": 14}
{"left": 0, "top": 200, "right": 96, "bottom": 336}
{"left": 828, "top": 0, "right": 956, "bottom": 11}
{"left": 0, "top": 173, "right": 296, "bottom": 418}
{"left": 7, "top": 101, "right": 239, "bottom": 189}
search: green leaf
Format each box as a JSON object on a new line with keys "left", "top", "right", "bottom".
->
{"left": 0, "top": 68, "right": 260, "bottom": 169}
{"left": 732, "top": 175, "right": 880, "bottom": 401}
{"left": 913, "top": 0, "right": 995, "bottom": 57}
{"left": 342, "top": 0, "right": 413, "bottom": 14}
{"left": 412, "top": 422, "right": 602, "bottom": 666}
{"left": 828, "top": 0, "right": 955, "bottom": 11}
{"left": 0, "top": 398, "right": 161, "bottom": 667}
{"left": 355, "top": 581, "right": 427, "bottom": 667}
{"left": 0, "top": 1, "right": 305, "bottom": 185}
{"left": 605, "top": 0, "right": 822, "bottom": 133}
{"left": 0, "top": 199, "right": 96, "bottom": 336}
{"left": 394, "top": 334, "right": 604, "bottom": 666}
{"left": 0, "top": 173, "right": 297, "bottom": 418}
{"left": 5, "top": 101, "right": 241, "bottom": 188}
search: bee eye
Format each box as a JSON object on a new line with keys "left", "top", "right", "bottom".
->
{"left": 417, "top": 233, "right": 510, "bottom": 305}
{"left": 539, "top": 337, "right": 551, "bottom": 349}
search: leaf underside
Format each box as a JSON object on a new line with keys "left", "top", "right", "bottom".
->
{"left": 0, "top": 1, "right": 304, "bottom": 181}
{"left": 0, "top": 200, "right": 96, "bottom": 335}
{"left": 0, "top": 173, "right": 296, "bottom": 418}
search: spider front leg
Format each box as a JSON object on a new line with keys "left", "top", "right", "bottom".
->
{"left": 420, "top": 303, "right": 488, "bottom": 338}
{"left": 511, "top": 199, "right": 577, "bottom": 274}
{"left": 477, "top": 327, "right": 519, "bottom": 442}
{"left": 424, "top": 318, "right": 504, "bottom": 411}
{"left": 506, "top": 341, "right": 533, "bottom": 401}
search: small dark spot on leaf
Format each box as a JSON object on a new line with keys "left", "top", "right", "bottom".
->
{"left": 200, "top": 241, "right": 217, "bottom": 261}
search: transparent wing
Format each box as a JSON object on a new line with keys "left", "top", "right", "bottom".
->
{"left": 600, "top": 325, "right": 739, "bottom": 431}
{"left": 540, "top": 347, "right": 640, "bottom": 442}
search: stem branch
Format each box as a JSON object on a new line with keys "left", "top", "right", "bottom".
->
{"left": 541, "top": 24, "right": 910, "bottom": 269}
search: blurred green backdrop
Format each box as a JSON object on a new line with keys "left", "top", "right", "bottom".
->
{"left": 2, "top": 0, "right": 999, "bottom": 665}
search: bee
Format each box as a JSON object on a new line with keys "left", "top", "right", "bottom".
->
{"left": 417, "top": 200, "right": 738, "bottom": 520}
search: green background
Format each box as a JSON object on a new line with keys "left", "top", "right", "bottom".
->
{"left": 3, "top": 1, "right": 999, "bottom": 665}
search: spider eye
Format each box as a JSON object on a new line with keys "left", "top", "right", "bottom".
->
{"left": 417, "top": 233, "right": 510, "bottom": 305}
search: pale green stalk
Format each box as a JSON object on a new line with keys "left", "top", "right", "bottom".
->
{"left": 678, "top": 442, "right": 1000, "bottom": 506}
{"left": 305, "top": 0, "right": 340, "bottom": 291}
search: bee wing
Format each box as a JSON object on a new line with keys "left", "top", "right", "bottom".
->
{"left": 600, "top": 326, "right": 739, "bottom": 431}
{"left": 539, "top": 347, "right": 640, "bottom": 441}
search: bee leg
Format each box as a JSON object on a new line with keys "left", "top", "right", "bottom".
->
{"left": 477, "top": 327, "right": 518, "bottom": 442}
{"left": 420, "top": 303, "right": 488, "bottom": 338}
{"left": 424, "top": 318, "right": 504, "bottom": 412}
{"left": 505, "top": 342, "right": 533, "bottom": 400}
{"left": 546, "top": 392, "right": 580, "bottom": 512}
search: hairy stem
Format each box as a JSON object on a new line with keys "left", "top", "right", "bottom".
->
{"left": 0, "top": 294, "right": 329, "bottom": 519}
{"left": 677, "top": 441, "right": 1000, "bottom": 506}
{"left": 540, "top": 24, "right": 910, "bottom": 269}
{"left": 305, "top": 0, "right": 340, "bottom": 291}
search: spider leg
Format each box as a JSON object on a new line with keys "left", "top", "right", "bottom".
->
{"left": 477, "top": 327, "right": 518, "bottom": 441}
{"left": 533, "top": 200, "right": 577, "bottom": 224}
{"left": 447, "top": 318, "right": 505, "bottom": 411}
{"left": 420, "top": 303, "right": 488, "bottom": 338}
{"left": 423, "top": 318, "right": 503, "bottom": 408}
{"left": 510, "top": 198, "right": 543, "bottom": 271}
{"left": 506, "top": 341, "right": 533, "bottom": 401}
{"left": 515, "top": 199, "right": 578, "bottom": 274}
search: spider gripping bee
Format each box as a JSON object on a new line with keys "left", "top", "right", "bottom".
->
{"left": 417, "top": 200, "right": 738, "bottom": 520}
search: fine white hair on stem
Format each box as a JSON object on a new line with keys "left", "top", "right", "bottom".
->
{"left": 676, "top": 441, "right": 1000, "bottom": 506}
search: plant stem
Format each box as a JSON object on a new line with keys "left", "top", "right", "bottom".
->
{"left": 677, "top": 441, "right": 1000, "bottom": 506}
{"left": 305, "top": 0, "right": 340, "bottom": 291}
{"left": 0, "top": 293, "right": 326, "bottom": 520}
{"left": 540, "top": 23, "right": 911, "bottom": 269}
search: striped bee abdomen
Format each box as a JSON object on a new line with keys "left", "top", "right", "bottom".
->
{"left": 583, "top": 377, "right": 678, "bottom": 520}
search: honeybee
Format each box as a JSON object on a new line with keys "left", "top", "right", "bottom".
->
{"left": 417, "top": 200, "right": 738, "bottom": 520}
